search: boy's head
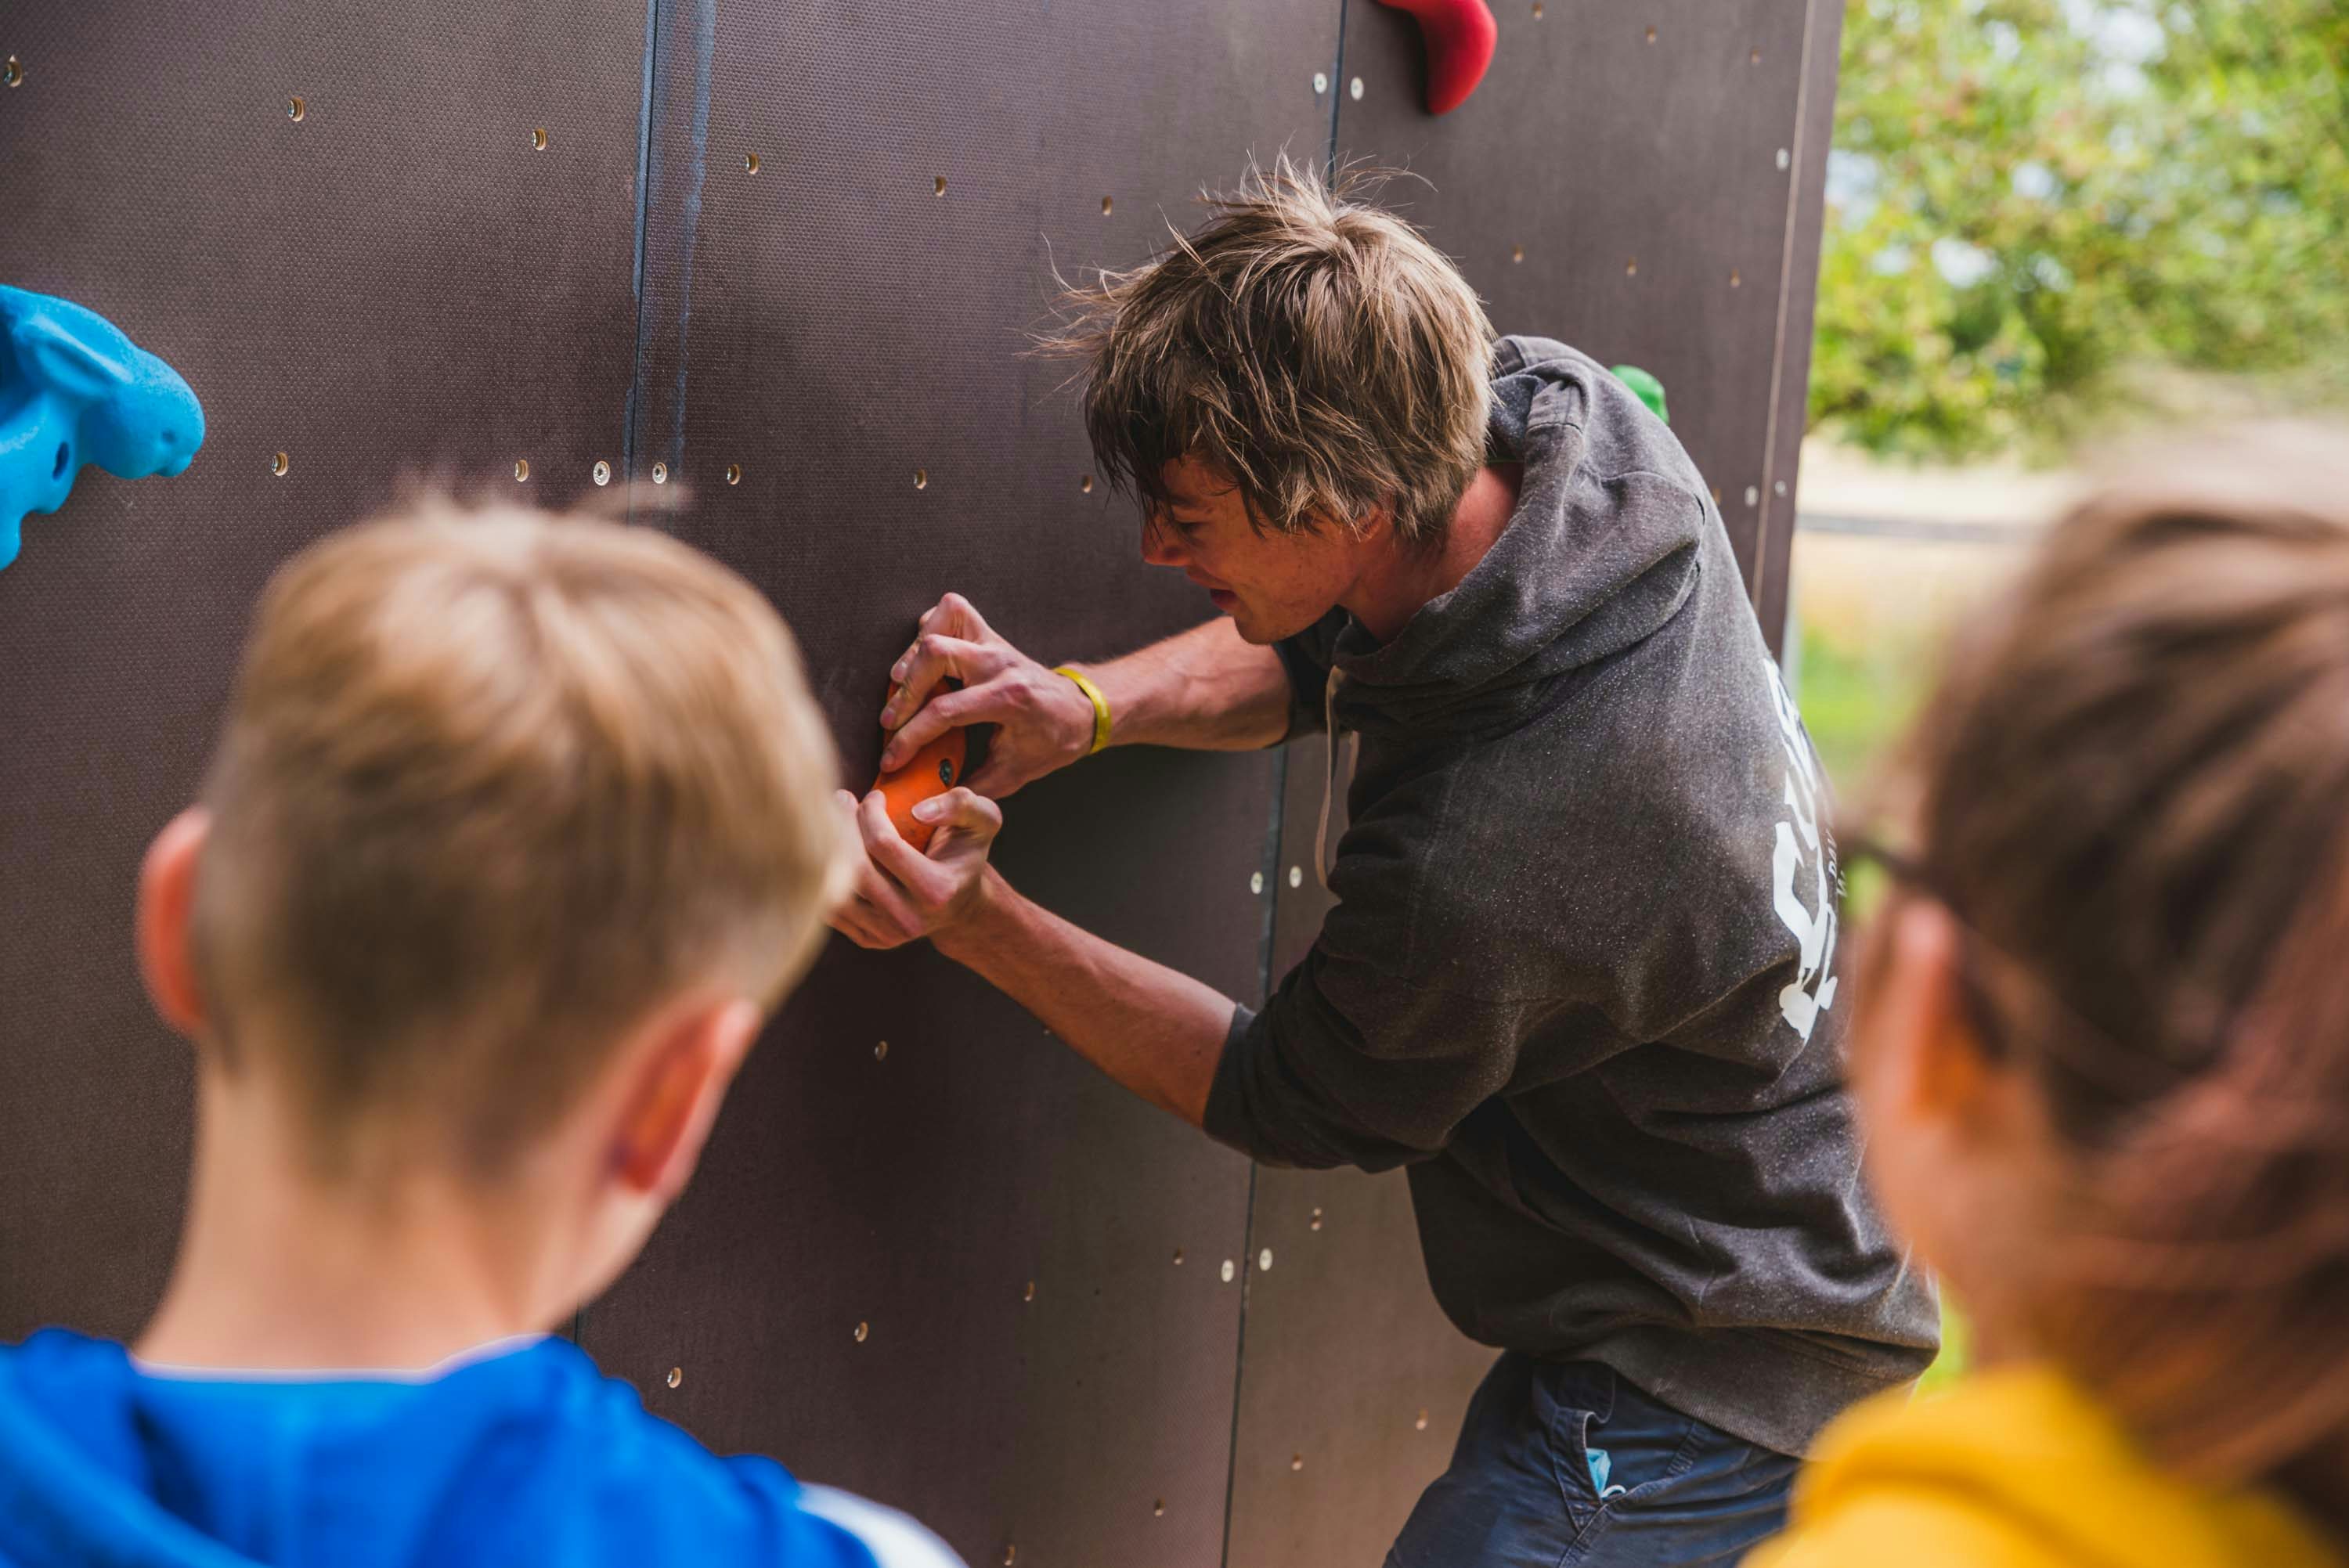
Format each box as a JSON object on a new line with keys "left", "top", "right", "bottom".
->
{"left": 139, "top": 499, "right": 849, "bottom": 1306}
{"left": 1046, "top": 157, "right": 1495, "bottom": 643}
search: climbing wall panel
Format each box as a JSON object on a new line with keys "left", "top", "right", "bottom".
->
{"left": 1226, "top": 3, "right": 1845, "bottom": 1562}
{"left": 569, "top": 4, "right": 1337, "bottom": 1567}
{"left": 0, "top": 0, "right": 648, "bottom": 1342}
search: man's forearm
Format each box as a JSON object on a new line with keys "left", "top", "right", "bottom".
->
{"left": 934, "top": 867, "right": 1235, "bottom": 1128}
{"left": 1077, "top": 618, "right": 1291, "bottom": 753}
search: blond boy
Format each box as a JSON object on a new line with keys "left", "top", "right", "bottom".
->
{"left": 0, "top": 504, "right": 962, "bottom": 1568}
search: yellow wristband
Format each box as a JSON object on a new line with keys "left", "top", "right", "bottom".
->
{"left": 1053, "top": 665, "right": 1113, "bottom": 755}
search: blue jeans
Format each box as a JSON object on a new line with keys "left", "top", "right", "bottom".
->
{"left": 1387, "top": 1355, "right": 1798, "bottom": 1568}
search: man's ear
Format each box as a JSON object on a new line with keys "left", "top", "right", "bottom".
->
{"left": 1871, "top": 899, "right": 1997, "bottom": 1130}
{"left": 137, "top": 809, "right": 211, "bottom": 1037}
{"left": 612, "top": 998, "right": 763, "bottom": 1201}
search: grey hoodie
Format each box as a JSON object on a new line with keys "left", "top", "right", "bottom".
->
{"left": 1204, "top": 337, "right": 1937, "bottom": 1458}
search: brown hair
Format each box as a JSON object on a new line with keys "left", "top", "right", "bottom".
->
{"left": 1899, "top": 423, "right": 2349, "bottom": 1530}
{"left": 190, "top": 499, "right": 851, "bottom": 1176}
{"left": 1041, "top": 155, "right": 1494, "bottom": 549}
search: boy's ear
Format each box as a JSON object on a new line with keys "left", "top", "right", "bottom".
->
{"left": 612, "top": 998, "right": 762, "bottom": 1201}
{"left": 138, "top": 809, "right": 211, "bottom": 1037}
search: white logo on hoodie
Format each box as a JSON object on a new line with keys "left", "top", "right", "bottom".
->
{"left": 1763, "top": 658, "right": 1840, "bottom": 1040}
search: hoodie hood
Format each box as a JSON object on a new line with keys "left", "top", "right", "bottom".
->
{"left": 0, "top": 1328, "right": 888, "bottom": 1568}
{"left": 1757, "top": 1366, "right": 2342, "bottom": 1568}
{"left": 1315, "top": 337, "right": 1708, "bottom": 737}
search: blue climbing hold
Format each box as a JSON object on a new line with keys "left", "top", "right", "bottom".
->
{"left": 0, "top": 285, "right": 205, "bottom": 572}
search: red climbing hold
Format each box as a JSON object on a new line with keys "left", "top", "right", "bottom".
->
{"left": 1373, "top": 0, "right": 1499, "bottom": 116}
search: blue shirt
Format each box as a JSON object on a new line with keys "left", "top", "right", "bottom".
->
{"left": 0, "top": 1329, "right": 960, "bottom": 1568}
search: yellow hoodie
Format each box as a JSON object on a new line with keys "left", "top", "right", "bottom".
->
{"left": 1748, "top": 1365, "right": 2342, "bottom": 1568}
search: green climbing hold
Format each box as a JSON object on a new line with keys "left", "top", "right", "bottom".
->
{"left": 1611, "top": 364, "right": 1669, "bottom": 426}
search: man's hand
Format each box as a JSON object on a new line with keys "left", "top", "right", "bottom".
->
{"left": 829, "top": 784, "right": 1004, "bottom": 950}
{"left": 878, "top": 594, "right": 1097, "bottom": 798}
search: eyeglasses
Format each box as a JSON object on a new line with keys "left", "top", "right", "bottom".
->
{"left": 1837, "top": 829, "right": 2188, "bottom": 1101}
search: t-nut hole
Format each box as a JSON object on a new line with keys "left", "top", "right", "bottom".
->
{"left": 592, "top": 460, "right": 612, "bottom": 486}
{"left": 270, "top": 450, "right": 290, "bottom": 478}
{"left": 651, "top": 460, "right": 668, "bottom": 484}
{"left": 1100, "top": 195, "right": 1113, "bottom": 215}
{"left": 744, "top": 151, "right": 760, "bottom": 173}
{"left": 726, "top": 463, "right": 742, "bottom": 485}
{"left": 532, "top": 127, "right": 547, "bottom": 151}
{"left": 1080, "top": 474, "right": 1094, "bottom": 493}
{"left": 853, "top": 1321, "right": 870, "bottom": 1343}
{"left": 913, "top": 467, "right": 928, "bottom": 489}
{"left": 287, "top": 95, "right": 305, "bottom": 121}
{"left": 666, "top": 1366, "right": 682, "bottom": 1388}
{"left": 933, "top": 175, "right": 947, "bottom": 196}
{"left": 1511, "top": 244, "right": 1525, "bottom": 264}
{"left": 4, "top": 56, "right": 23, "bottom": 88}
{"left": 513, "top": 458, "right": 530, "bottom": 481}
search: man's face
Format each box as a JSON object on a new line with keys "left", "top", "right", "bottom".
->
{"left": 1142, "top": 458, "right": 1364, "bottom": 644}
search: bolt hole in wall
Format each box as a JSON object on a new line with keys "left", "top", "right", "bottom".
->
{"left": 744, "top": 151, "right": 760, "bottom": 173}
{"left": 269, "top": 451, "right": 289, "bottom": 478}
{"left": 933, "top": 174, "right": 946, "bottom": 196}
{"left": 592, "top": 460, "right": 611, "bottom": 486}
{"left": 913, "top": 467, "right": 927, "bottom": 489}
{"left": 532, "top": 126, "right": 547, "bottom": 151}
{"left": 725, "top": 463, "right": 742, "bottom": 485}
{"left": 4, "top": 54, "right": 22, "bottom": 87}
{"left": 287, "top": 94, "right": 304, "bottom": 121}
{"left": 513, "top": 458, "right": 529, "bottom": 482}
{"left": 651, "top": 461, "right": 668, "bottom": 484}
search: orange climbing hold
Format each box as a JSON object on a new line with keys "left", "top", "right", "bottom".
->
{"left": 1373, "top": 0, "right": 1499, "bottom": 116}
{"left": 873, "top": 693, "right": 968, "bottom": 851}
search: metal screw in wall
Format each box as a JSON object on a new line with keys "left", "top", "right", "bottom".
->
{"left": 1257, "top": 1248, "right": 1274, "bottom": 1272}
{"left": 1777, "top": 147, "right": 1792, "bottom": 171}
{"left": 1775, "top": 481, "right": 1789, "bottom": 497}
{"left": 1745, "top": 485, "right": 1760, "bottom": 507}
{"left": 1220, "top": 1259, "right": 1236, "bottom": 1282}
{"left": 1250, "top": 871, "right": 1265, "bottom": 896}
{"left": 1313, "top": 71, "right": 1328, "bottom": 95}
{"left": 1288, "top": 866, "right": 1303, "bottom": 889}
{"left": 1348, "top": 76, "right": 1364, "bottom": 100}
{"left": 1080, "top": 474, "right": 1093, "bottom": 493}
{"left": 593, "top": 460, "right": 612, "bottom": 486}
{"left": 1100, "top": 195, "right": 1112, "bottom": 215}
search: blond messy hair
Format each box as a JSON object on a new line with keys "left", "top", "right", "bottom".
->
{"left": 1044, "top": 155, "right": 1495, "bottom": 549}
{"left": 189, "top": 500, "right": 850, "bottom": 1175}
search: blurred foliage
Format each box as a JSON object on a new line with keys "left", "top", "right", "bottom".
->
{"left": 1810, "top": 0, "right": 2349, "bottom": 459}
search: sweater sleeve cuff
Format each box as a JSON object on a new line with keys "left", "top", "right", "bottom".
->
{"left": 1201, "top": 1004, "right": 1269, "bottom": 1159}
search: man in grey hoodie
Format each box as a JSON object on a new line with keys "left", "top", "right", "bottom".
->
{"left": 833, "top": 163, "right": 1936, "bottom": 1566}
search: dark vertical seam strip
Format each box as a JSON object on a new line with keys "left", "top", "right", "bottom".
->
{"left": 667, "top": 0, "right": 716, "bottom": 473}
{"left": 621, "top": 0, "right": 663, "bottom": 525}
{"left": 1221, "top": 19, "right": 1354, "bottom": 1564}
{"left": 1754, "top": 0, "right": 1824, "bottom": 614}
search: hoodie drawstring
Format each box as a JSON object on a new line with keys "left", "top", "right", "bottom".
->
{"left": 1315, "top": 668, "right": 1351, "bottom": 891}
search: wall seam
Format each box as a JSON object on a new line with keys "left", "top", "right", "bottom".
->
{"left": 1753, "top": 0, "right": 1824, "bottom": 615}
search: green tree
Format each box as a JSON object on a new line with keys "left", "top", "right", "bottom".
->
{"left": 1810, "top": 0, "right": 2349, "bottom": 460}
